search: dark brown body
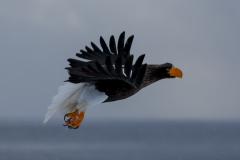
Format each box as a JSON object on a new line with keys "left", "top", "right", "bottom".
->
{"left": 66, "top": 32, "right": 175, "bottom": 102}
{"left": 95, "top": 64, "right": 172, "bottom": 102}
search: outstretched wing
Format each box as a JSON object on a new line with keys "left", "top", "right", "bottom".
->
{"left": 66, "top": 32, "right": 147, "bottom": 88}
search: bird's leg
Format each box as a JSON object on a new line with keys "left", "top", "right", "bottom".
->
{"left": 64, "top": 110, "right": 85, "bottom": 129}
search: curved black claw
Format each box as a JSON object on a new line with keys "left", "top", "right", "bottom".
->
{"left": 68, "top": 125, "right": 79, "bottom": 129}
{"left": 63, "top": 114, "right": 79, "bottom": 129}
{"left": 63, "top": 123, "right": 79, "bottom": 129}
{"left": 64, "top": 114, "right": 71, "bottom": 122}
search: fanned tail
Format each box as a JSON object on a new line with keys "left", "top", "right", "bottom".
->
{"left": 43, "top": 83, "right": 83, "bottom": 123}
{"left": 44, "top": 83, "right": 108, "bottom": 124}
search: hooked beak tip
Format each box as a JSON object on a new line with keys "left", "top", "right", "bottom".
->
{"left": 169, "top": 67, "right": 183, "bottom": 78}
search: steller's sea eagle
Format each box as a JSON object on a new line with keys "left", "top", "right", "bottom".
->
{"left": 44, "top": 32, "right": 183, "bottom": 129}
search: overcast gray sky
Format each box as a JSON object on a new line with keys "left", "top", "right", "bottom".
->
{"left": 0, "top": 0, "right": 240, "bottom": 122}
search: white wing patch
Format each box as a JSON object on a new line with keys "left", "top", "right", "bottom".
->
{"left": 43, "top": 83, "right": 108, "bottom": 123}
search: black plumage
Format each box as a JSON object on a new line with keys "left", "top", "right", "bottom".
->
{"left": 66, "top": 32, "right": 182, "bottom": 102}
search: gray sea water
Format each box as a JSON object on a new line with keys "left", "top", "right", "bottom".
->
{"left": 0, "top": 121, "right": 240, "bottom": 160}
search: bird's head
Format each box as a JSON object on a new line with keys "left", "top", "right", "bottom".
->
{"left": 156, "top": 63, "right": 183, "bottom": 79}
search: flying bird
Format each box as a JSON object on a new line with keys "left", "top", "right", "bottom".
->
{"left": 44, "top": 32, "right": 183, "bottom": 129}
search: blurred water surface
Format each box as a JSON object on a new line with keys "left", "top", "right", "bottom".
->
{"left": 0, "top": 121, "right": 240, "bottom": 160}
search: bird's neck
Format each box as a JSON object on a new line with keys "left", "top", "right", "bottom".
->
{"left": 141, "top": 65, "right": 169, "bottom": 88}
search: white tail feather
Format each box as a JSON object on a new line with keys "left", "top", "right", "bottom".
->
{"left": 43, "top": 83, "right": 83, "bottom": 123}
{"left": 43, "top": 83, "right": 108, "bottom": 123}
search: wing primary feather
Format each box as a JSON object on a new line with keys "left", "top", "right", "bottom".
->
{"left": 85, "top": 46, "right": 94, "bottom": 53}
{"left": 118, "top": 31, "right": 125, "bottom": 53}
{"left": 81, "top": 67, "right": 94, "bottom": 76}
{"left": 67, "top": 58, "right": 88, "bottom": 67}
{"left": 86, "top": 64, "right": 99, "bottom": 74}
{"left": 135, "top": 64, "right": 147, "bottom": 86}
{"left": 105, "top": 56, "right": 114, "bottom": 74}
{"left": 65, "top": 78, "right": 80, "bottom": 83}
{"left": 115, "top": 55, "right": 123, "bottom": 75}
{"left": 130, "top": 54, "right": 145, "bottom": 81}
{"left": 124, "top": 55, "right": 133, "bottom": 78}
{"left": 66, "top": 68, "right": 86, "bottom": 78}
{"left": 95, "top": 61, "right": 109, "bottom": 75}
{"left": 109, "top": 35, "right": 117, "bottom": 54}
{"left": 133, "top": 54, "right": 145, "bottom": 68}
{"left": 76, "top": 51, "right": 92, "bottom": 60}
{"left": 91, "top": 42, "right": 102, "bottom": 53}
{"left": 100, "top": 36, "right": 111, "bottom": 54}
{"left": 124, "top": 35, "right": 134, "bottom": 53}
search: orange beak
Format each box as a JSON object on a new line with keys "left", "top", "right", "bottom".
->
{"left": 169, "top": 67, "right": 183, "bottom": 78}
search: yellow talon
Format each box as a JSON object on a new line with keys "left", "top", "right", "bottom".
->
{"left": 64, "top": 110, "right": 85, "bottom": 129}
